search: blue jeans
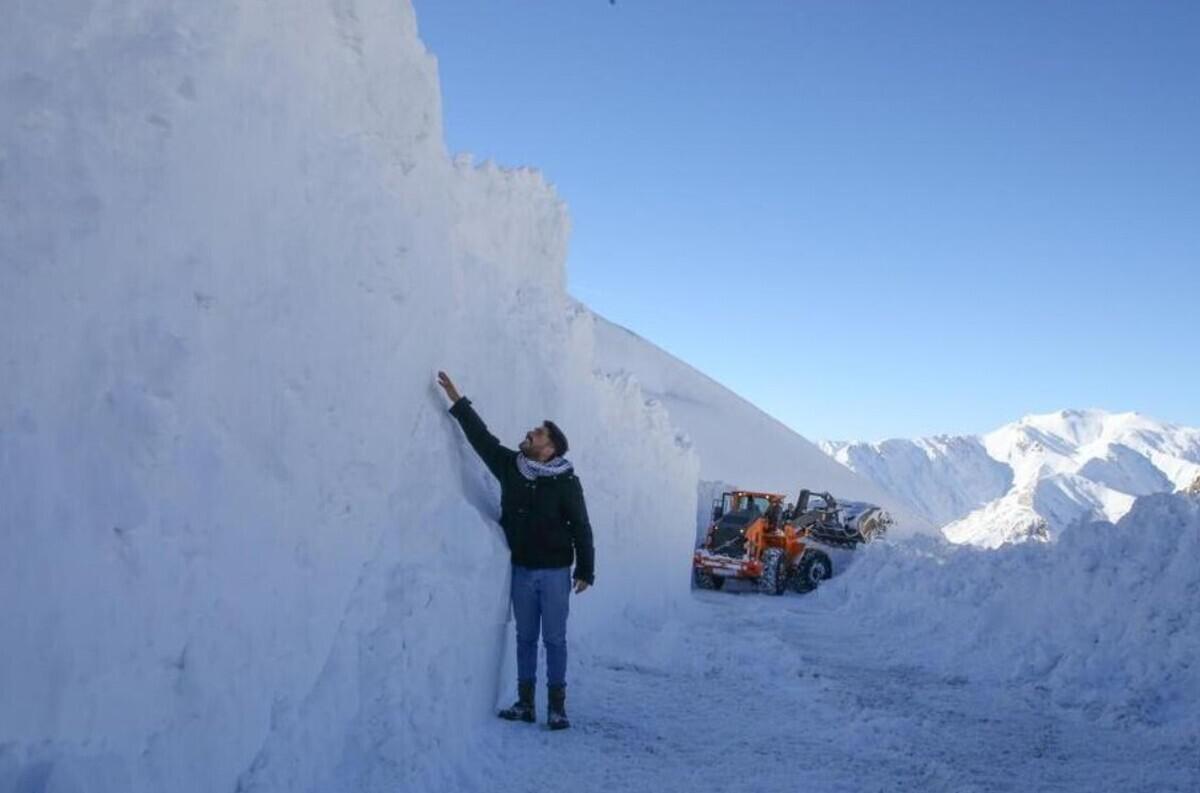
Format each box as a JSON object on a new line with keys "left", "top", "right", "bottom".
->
{"left": 511, "top": 565, "right": 571, "bottom": 687}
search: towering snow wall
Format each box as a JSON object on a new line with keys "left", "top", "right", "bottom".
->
{"left": 0, "top": 3, "right": 697, "bottom": 791}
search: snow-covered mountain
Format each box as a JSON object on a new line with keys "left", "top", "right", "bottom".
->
{"left": 823, "top": 409, "right": 1200, "bottom": 548}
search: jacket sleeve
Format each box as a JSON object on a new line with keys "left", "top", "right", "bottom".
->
{"left": 563, "top": 475, "right": 595, "bottom": 585}
{"left": 448, "top": 396, "right": 515, "bottom": 481}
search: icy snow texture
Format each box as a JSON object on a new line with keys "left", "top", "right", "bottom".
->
{"left": 0, "top": 3, "right": 698, "bottom": 791}
{"left": 825, "top": 409, "right": 1200, "bottom": 547}
{"left": 820, "top": 491, "right": 1200, "bottom": 730}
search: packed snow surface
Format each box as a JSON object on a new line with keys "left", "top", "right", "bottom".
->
{"left": 824, "top": 409, "right": 1200, "bottom": 547}
{"left": 469, "top": 494, "right": 1200, "bottom": 793}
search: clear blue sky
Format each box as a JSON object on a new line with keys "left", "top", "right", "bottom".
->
{"left": 412, "top": 0, "right": 1200, "bottom": 441}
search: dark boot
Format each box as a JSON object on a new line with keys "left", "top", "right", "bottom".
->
{"left": 547, "top": 684, "right": 570, "bottom": 730}
{"left": 498, "top": 681, "right": 535, "bottom": 723}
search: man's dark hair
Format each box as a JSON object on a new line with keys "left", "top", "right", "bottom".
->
{"left": 543, "top": 420, "right": 569, "bottom": 457}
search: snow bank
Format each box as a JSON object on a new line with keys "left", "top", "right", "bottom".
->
{"left": 820, "top": 492, "right": 1200, "bottom": 729}
{"left": 0, "top": 3, "right": 696, "bottom": 791}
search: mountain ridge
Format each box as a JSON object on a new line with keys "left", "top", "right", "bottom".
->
{"left": 823, "top": 408, "right": 1200, "bottom": 547}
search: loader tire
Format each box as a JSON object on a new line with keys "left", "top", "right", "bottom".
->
{"left": 759, "top": 548, "right": 787, "bottom": 596}
{"left": 790, "top": 549, "right": 832, "bottom": 593}
{"left": 694, "top": 568, "right": 719, "bottom": 590}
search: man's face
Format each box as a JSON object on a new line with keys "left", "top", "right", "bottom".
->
{"left": 519, "top": 425, "right": 557, "bottom": 461}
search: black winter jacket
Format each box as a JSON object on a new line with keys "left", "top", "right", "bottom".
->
{"left": 449, "top": 397, "right": 595, "bottom": 585}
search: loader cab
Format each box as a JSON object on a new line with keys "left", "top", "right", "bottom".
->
{"left": 706, "top": 491, "right": 785, "bottom": 552}
{"left": 710, "top": 492, "right": 770, "bottom": 521}
{"left": 741, "top": 494, "right": 768, "bottom": 515}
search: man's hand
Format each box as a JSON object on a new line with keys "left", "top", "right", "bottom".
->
{"left": 437, "top": 371, "right": 462, "bottom": 404}
{"left": 573, "top": 579, "right": 590, "bottom": 594}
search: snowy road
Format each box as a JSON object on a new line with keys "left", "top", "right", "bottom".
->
{"left": 471, "top": 587, "right": 1198, "bottom": 793}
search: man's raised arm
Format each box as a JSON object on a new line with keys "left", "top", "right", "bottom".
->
{"left": 438, "top": 371, "right": 514, "bottom": 480}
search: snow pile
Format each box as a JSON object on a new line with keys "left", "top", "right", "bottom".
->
{"left": 825, "top": 409, "right": 1200, "bottom": 547}
{"left": 0, "top": 3, "right": 696, "bottom": 791}
{"left": 589, "top": 314, "right": 932, "bottom": 535}
{"left": 820, "top": 492, "right": 1200, "bottom": 728}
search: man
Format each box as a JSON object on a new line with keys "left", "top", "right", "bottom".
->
{"left": 437, "top": 371, "right": 594, "bottom": 731}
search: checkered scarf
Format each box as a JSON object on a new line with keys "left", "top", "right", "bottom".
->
{"left": 515, "top": 453, "right": 573, "bottom": 481}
